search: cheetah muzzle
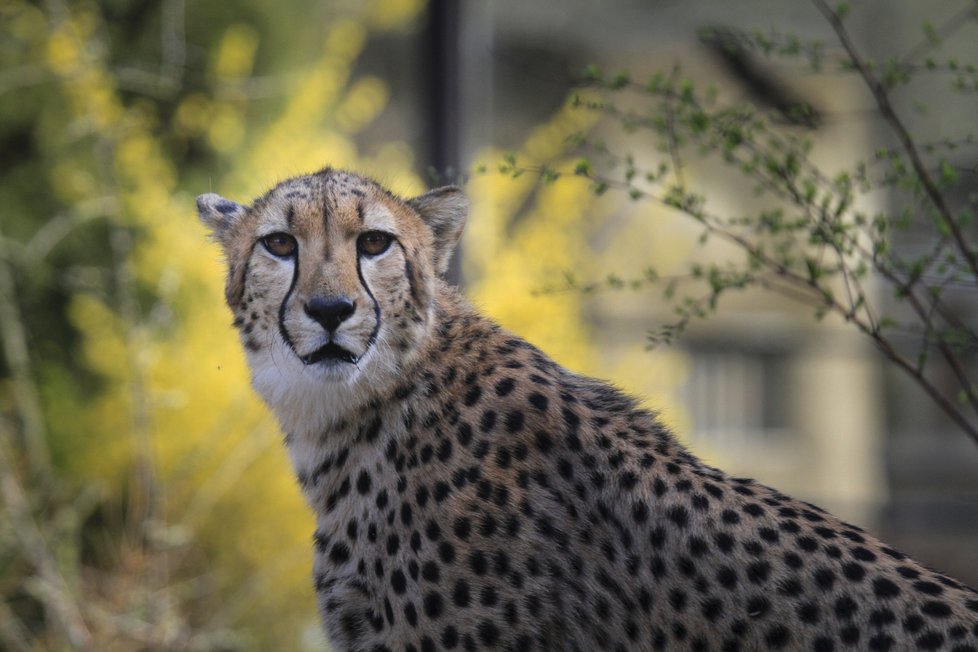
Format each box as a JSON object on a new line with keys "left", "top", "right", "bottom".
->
{"left": 200, "top": 168, "right": 978, "bottom": 652}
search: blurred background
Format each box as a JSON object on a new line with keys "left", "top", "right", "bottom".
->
{"left": 1, "top": 0, "right": 976, "bottom": 649}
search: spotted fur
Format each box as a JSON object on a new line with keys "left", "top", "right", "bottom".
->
{"left": 199, "top": 168, "right": 978, "bottom": 652}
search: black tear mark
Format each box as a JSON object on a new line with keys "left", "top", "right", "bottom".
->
{"left": 277, "top": 247, "right": 301, "bottom": 358}
{"left": 356, "top": 252, "right": 382, "bottom": 353}
{"left": 404, "top": 258, "right": 421, "bottom": 305}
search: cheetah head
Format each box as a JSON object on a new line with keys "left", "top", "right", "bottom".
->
{"left": 198, "top": 168, "right": 466, "bottom": 426}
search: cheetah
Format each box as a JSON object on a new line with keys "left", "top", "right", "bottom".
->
{"left": 198, "top": 168, "right": 978, "bottom": 652}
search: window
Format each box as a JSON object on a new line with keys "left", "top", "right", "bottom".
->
{"left": 682, "top": 343, "right": 793, "bottom": 450}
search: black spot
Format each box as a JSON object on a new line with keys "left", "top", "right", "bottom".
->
{"left": 813, "top": 635, "right": 836, "bottom": 652}
{"left": 495, "top": 378, "right": 516, "bottom": 396}
{"left": 870, "top": 608, "right": 895, "bottom": 628}
{"left": 422, "top": 561, "right": 440, "bottom": 583}
{"left": 453, "top": 517, "right": 471, "bottom": 541}
{"left": 391, "top": 569, "right": 407, "bottom": 594}
{"left": 463, "top": 386, "right": 482, "bottom": 406}
{"left": 404, "top": 601, "right": 418, "bottom": 627}
{"left": 701, "top": 598, "right": 723, "bottom": 622}
{"left": 913, "top": 580, "right": 944, "bottom": 596}
{"left": 721, "top": 509, "right": 740, "bottom": 525}
{"left": 528, "top": 392, "right": 549, "bottom": 411}
{"left": 456, "top": 422, "right": 473, "bottom": 447}
{"left": 834, "top": 595, "right": 858, "bottom": 620}
{"left": 470, "top": 550, "right": 488, "bottom": 575}
{"left": 904, "top": 614, "right": 925, "bottom": 633}
{"left": 442, "top": 626, "right": 459, "bottom": 648}
{"left": 433, "top": 481, "right": 451, "bottom": 502}
{"left": 717, "top": 567, "right": 738, "bottom": 590}
{"left": 783, "top": 552, "right": 803, "bottom": 569}
{"left": 714, "top": 532, "right": 735, "bottom": 553}
{"left": 423, "top": 592, "right": 444, "bottom": 619}
{"left": 666, "top": 506, "right": 690, "bottom": 528}
{"left": 842, "top": 562, "right": 865, "bottom": 582}
{"left": 620, "top": 471, "right": 639, "bottom": 491}
{"left": 478, "top": 620, "right": 500, "bottom": 645}
{"left": 880, "top": 546, "right": 906, "bottom": 561}
{"left": 851, "top": 546, "right": 877, "bottom": 562}
{"left": 743, "top": 503, "right": 764, "bottom": 517}
{"left": 840, "top": 626, "right": 860, "bottom": 645}
{"left": 915, "top": 631, "right": 945, "bottom": 650}
{"left": 872, "top": 577, "right": 901, "bottom": 599}
{"left": 920, "top": 600, "right": 952, "bottom": 619}
{"left": 689, "top": 536, "right": 708, "bottom": 557}
{"left": 746, "top": 560, "right": 772, "bottom": 585}
{"left": 742, "top": 540, "right": 764, "bottom": 556}
{"left": 505, "top": 410, "right": 525, "bottom": 433}
{"left": 534, "top": 430, "right": 554, "bottom": 452}
{"left": 479, "top": 585, "right": 498, "bottom": 607}
{"left": 329, "top": 542, "right": 351, "bottom": 564}
{"left": 415, "top": 485, "right": 430, "bottom": 508}
{"left": 797, "top": 601, "right": 820, "bottom": 624}
{"left": 632, "top": 502, "right": 649, "bottom": 523}
{"left": 797, "top": 536, "right": 819, "bottom": 552}
{"left": 437, "top": 439, "right": 453, "bottom": 462}
{"left": 480, "top": 410, "right": 496, "bottom": 432}
{"left": 757, "top": 527, "right": 779, "bottom": 543}
{"left": 765, "top": 625, "right": 791, "bottom": 649}
{"left": 438, "top": 541, "right": 456, "bottom": 564}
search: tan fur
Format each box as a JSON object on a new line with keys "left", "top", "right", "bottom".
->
{"left": 200, "top": 169, "right": 978, "bottom": 652}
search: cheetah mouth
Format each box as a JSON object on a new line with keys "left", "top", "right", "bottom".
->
{"left": 300, "top": 342, "right": 358, "bottom": 366}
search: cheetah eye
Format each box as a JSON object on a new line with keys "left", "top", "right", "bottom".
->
{"left": 260, "top": 232, "right": 297, "bottom": 258}
{"left": 357, "top": 231, "right": 393, "bottom": 257}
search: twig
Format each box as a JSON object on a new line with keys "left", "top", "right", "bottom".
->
{"left": 0, "top": 599, "right": 32, "bottom": 652}
{"left": 813, "top": 0, "right": 978, "bottom": 282}
{"left": 899, "top": 1, "right": 978, "bottom": 66}
{"left": 0, "top": 225, "right": 49, "bottom": 475}
{"left": 0, "top": 436, "right": 93, "bottom": 649}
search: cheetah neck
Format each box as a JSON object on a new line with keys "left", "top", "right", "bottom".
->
{"left": 277, "top": 285, "right": 490, "bottom": 517}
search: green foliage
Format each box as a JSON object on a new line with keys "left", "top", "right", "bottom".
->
{"left": 513, "top": 1, "right": 978, "bottom": 446}
{"left": 0, "top": 0, "right": 426, "bottom": 649}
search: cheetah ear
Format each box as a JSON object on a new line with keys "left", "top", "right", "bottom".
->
{"left": 197, "top": 193, "right": 250, "bottom": 307}
{"left": 407, "top": 186, "right": 468, "bottom": 277}
{"left": 197, "top": 193, "right": 247, "bottom": 241}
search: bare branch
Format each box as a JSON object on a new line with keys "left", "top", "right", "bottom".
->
{"left": 0, "top": 225, "right": 49, "bottom": 474}
{"left": 0, "top": 437, "right": 92, "bottom": 649}
{"left": 898, "top": 1, "right": 978, "bottom": 66}
{"left": 813, "top": 0, "right": 978, "bottom": 281}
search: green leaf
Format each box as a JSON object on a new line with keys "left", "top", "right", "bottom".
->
{"left": 582, "top": 64, "right": 602, "bottom": 81}
{"left": 939, "top": 159, "right": 958, "bottom": 185}
{"left": 609, "top": 70, "right": 630, "bottom": 89}
{"left": 574, "top": 159, "right": 592, "bottom": 176}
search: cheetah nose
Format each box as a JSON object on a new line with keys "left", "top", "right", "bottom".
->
{"left": 304, "top": 296, "right": 356, "bottom": 332}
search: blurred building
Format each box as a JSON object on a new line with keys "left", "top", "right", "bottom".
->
{"left": 390, "top": 0, "right": 978, "bottom": 585}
